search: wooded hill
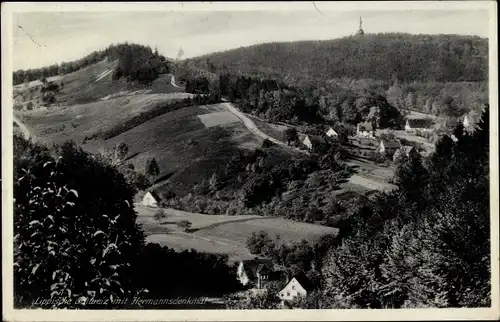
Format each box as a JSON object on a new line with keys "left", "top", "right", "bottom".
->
{"left": 187, "top": 33, "right": 488, "bottom": 83}
{"left": 13, "top": 43, "right": 172, "bottom": 85}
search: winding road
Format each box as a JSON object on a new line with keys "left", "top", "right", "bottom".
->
{"left": 222, "top": 101, "right": 309, "bottom": 155}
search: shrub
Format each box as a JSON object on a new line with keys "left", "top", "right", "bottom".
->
{"left": 176, "top": 220, "right": 192, "bottom": 231}
{"left": 13, "top": 137, "right": 145, "bottom": 309}
{"left": 154, "top": 209, "right": 167, "bottom": 224}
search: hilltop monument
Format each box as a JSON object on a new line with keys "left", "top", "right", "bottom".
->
{"left": 356, "top": 16, "right": 364, "bottom": 36}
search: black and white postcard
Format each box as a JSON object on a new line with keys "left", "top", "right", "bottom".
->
{"left": 2, "top": 2, "right": 498, "bottom": 321}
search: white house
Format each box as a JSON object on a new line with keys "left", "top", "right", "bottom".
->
{"left": 301, "top": 135, "right": 327, "bottom": 152}
{"left": 356, "top": 122, "right": 375, "bottom": 138}
{"left": 326, "top": 127, "right": 338, "bottom": 138}
{"left": 237, "top": 259, "right": 283, "bottom": 290}
{"left": 378, "top": 140, "right": 401, "bottom": 155}
{"left": 463, "top": 115, "right": 470, "bottom": 128}
{"left": 141, "top": 191, "right": 161, "bottom": 207}
{"left": 277, "top": 272, "right": 313, "bottom": 303}
{"left": 302, "top": 135, "right": 313, "bottom": 151}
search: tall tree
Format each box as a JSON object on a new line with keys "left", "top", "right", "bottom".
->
{"left": 146, "top": 158, "right": 160, "bottom": 182}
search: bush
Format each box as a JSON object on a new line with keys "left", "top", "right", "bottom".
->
{"left": 154, "top": 209, "right": 167, "bottom": 224}
{"left": 176, "top": 220, "right": 192, "bottom": 232}
{"left": 246, "top": 231, "right": 275, "bottom": 255}
{"left": 261, "top": 139, "right": 273, "bottom": 148}
{"left": 13, "top": 137, "right": 145, "bottom": 309}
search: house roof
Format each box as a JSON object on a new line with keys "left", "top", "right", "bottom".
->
{"left": 406, "top": 118, "right": 434, "bottom": 128}
{"left": 145, "top": 190, "right": 161, "bottom": 201}
{"left": 241, "top": 259, "right": 274, "bottom": 281}
{"left": 326, "top": 127, "right": 338, "bottom": 135}
{"left": 291, "top": 271, "right": 315, "bottom": 292}
{"left": 381, "top": 140, "right": 401, "bottom": 149}
{"left": 304, "top": 135, "right": 327, "bottom": 145}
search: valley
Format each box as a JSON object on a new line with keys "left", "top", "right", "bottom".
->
{"left": 11, "top": 22, "right": 491, "bottom": 310}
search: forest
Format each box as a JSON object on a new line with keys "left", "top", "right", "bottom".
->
{"left": 189, "top": 33, "right": 488, "bottom": 83}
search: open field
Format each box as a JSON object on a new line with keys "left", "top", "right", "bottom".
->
{"left": 13, "top": 60, "right": 186, "bottom": 111}
{"left": 16, "top": 93, "right": 194, "bottom": 146}
{"left": 136, "top": 204, "right": 338, "bottom": 262}
{"left": 197, "top": 111, "right": 240, "bottom": 128}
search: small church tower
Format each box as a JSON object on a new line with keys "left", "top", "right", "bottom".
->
{"left": 356, "top": 16, "right": 364, "bottom": 36}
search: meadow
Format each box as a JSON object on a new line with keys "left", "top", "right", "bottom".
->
{"left": 136, "top": 204, "right": 338, "bottom": 263}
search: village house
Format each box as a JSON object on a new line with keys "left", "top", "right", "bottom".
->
{"left": 356, "top": 122, "right": 375, "bottom": 139}
{"left": 141, "top": 190, "right": 162, "bottom": 207}
{"left": 325, "top": 127, "right": 338, "bottom": 138}
{"left": 377, "top": 139, "right": 401, "bottom": 156}
{"left": 460, "top": 112, "right": 481, "bottom": 134}
{"left": 236, "top": 259, "right": 286, "bottom": 290}
{"left": 302, "top": 135, "right": 328, "bottom": 153}
{"left": 404, "top": 118, "right": 434, "bottom": 133}
{"left": 277, "top": 271, "right": 314, "bottom": 304}
{"left": 393, "top": 145, "right": 418, "bottom": 162}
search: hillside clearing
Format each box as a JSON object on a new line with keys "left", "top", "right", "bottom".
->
{"left": 197, "top": 111, "right": 240, "bottom": 128}
{"left": 97, "top": 104, "right": 269, "bottom": 196}
{"left": 17, "top": 93, "right": 194, "bottom": 146}
{"left": 136, "top": 204, "right": 338, "bottom": 262}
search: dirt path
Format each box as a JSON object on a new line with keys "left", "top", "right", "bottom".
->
{"left": 196, "top": 216, "right": 274, "bottom": 231}
{"left": 222, "top": 102, "right": 308, "bottom": 155}
{"left": 170, "top": 75, "right": 183, "bottom": 89}
{"left": 13, "top": 115, "right": 33, "bottom": 140}
{"left": 95, "top": 69, "right": 112, "bottom": 82}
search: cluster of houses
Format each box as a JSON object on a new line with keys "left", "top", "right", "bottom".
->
{"left": 236, "top": 258, "right": 314, "bottom": 305}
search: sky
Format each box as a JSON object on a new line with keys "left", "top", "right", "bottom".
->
{"left": 11, "top": 6, "right": 491, "bottom": 71}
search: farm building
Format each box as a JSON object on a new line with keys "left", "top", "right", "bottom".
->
{"left": 377, "top": 139, "right": 401, "bottom": 155}
{"left": 141, "top": 190, "right": 162, "bottom": 207}
{"left": 393, "top": 145, "right": 418, "bottom": 162}
{"left": 277, "top": 271, "right": 314, "bottom": 303}
{"left": 326, "top": 127, "right": 338, "bottom": 138}
{"left": 302, "top": 135, "right": 328, "bottom": 153}
{"left": 356, "top": 122, "right": 375, "bottom": 138}
{"left": 404, "top": 118, "right": 434, "bottom": 132}
{"left": 237, "top": 259, "right": 286, "bottom": 289}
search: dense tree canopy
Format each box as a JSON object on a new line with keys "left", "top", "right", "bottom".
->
{"left": 320, "top": 106, "right": 490, "bottom": 308}
{"left": 189, "top": 33, "right": 488, "bottom": 83}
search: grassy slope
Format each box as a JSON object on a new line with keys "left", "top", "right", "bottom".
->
{"left": 136, "top": 204, "right": 338, "bottom": 262}
{"left": 98, "top": 103, "right": 297, "bottom": 196}
{"left": 19, "top": 93, "right": 194, "bottom": 147}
